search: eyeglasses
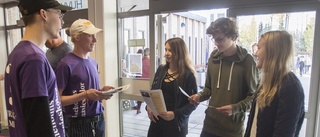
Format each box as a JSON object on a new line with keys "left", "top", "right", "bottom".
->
{"left": 211, "top": 35, "right": 227, "bottom": 42}
{"left": 46, "top": 9, "right": 64, "bottom": 19}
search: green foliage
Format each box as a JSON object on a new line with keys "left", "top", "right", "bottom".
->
{"left": 238, "top": 17, "right": 258, "bottom": 49}
{"left": 238, "top": 13, "right": 314, "bottom": 56}
{"left": 301, "top": 17, "right": 315, "bottom": 55}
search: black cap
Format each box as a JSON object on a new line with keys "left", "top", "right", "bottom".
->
{"left": 18, "top": 0, "right": 73, "bottom": 16}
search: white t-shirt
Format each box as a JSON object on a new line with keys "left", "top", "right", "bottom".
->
{"left": 250, "top": 103, "right": 259, "bottom": 137}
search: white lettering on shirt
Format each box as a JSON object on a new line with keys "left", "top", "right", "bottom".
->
{"left": 79, "top": 82, "right": 86, "bottom": 117}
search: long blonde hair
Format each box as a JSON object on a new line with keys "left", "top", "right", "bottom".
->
{"left": 257, "top": 30, "right": 293, "bottom": 109}
{"left": 165, "top": 37, "right": 196, "bottom": 86}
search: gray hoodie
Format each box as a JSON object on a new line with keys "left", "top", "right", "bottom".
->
{"left": 199, "top": 45, "right": 259, "bottom": 137}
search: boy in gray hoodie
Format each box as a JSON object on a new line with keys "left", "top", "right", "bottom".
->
{"left": 189, "top": 17, "right": 259, "bottom": 137}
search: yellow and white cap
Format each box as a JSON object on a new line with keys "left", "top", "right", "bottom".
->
{"left": 70, "top": 19, "right": 102, "bottom": 35}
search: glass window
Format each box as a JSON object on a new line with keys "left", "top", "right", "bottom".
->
{"left": 118, "top": 0, "right": 149, "bottom": 12}
{"left": 120, "top": 16, "right": 149, "bottom": 78}
{"left": 119, "top": 15, "right": 153, "bottom": 137}
{"left": 7, "top": 29, "right": 22, "bottom": 53}
{"left": 5, "top": 6, "right": 20, "bottom": 26}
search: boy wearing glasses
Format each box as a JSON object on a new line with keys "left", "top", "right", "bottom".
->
{"left": 4, "top": 0, "right": 72, "bottom": 137}
{"left": 189, "top": 17, "right": 259, "bottom": 137}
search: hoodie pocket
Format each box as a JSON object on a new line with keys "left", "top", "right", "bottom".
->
{"left": 205, "top": 107, "right": 242, "bottom": 132}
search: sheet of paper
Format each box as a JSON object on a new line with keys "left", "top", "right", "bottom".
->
{"left": 178, "top": 86, "right": 190, "bottom": 98}
{"left": 179, "top": 86, "right": 216, "bottom": 109}
{"left": 102, "top": 84, "right": 130, "bottom": 95}
{"left": 140, "top": 89, "right": 167, "bottom": 116}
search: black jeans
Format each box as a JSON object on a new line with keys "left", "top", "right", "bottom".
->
{"left": 68, "top": 113, "right": 105, "bottom": 137}
{"left": 200, "top": 130, "right": 221, "bottom": 137}
{"left": 147, "top": 117, "right": 186, "bottom": 137}
{"left": 63, "top": 112, "right": 68, "bottom": 137}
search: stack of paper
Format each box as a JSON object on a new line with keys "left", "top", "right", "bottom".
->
{"left": 140, "top": 89, "right": 167, "bottom": 115}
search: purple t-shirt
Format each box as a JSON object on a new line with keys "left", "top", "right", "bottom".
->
{"left": 55, "top": 53, "right": 103, "bottom": 118}
{"left": 4, "top": 41, "right": 65, "bottom": 137}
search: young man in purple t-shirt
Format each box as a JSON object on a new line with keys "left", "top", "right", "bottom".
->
{"left": 4, "top": 0, "right": 72, "bottom": 137}
{"left": 55, "top": 19, "right": 113, "bottom": 137}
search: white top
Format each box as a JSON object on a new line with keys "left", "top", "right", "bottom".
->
{"left": 250, "top": 103, "right": 259, "bottom": 137}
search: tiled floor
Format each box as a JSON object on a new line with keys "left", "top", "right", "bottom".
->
{"left": 122, "top": 102, "right": 206, "bottom": 137}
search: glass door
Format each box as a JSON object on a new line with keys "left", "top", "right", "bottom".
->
{"left": 118, "top": 2, "right": 320, "bottom": 136}
{"left": 118, "top": 15, "right": 152, "bottom": 137}
{"left": 118, "top": 9, "right": 224, "bottom": 136}
{"left": 230, "top": 7, "right": 318, "bottom": 137}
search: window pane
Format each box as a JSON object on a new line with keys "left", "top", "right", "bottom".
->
{"left": 119, "top": 16, "right": 152, "bottom": 137}
{"left": 7, "top": 29, "right": 22, "bottom": 53}
{"left": 5, "top": 6, "right": 20, "bottom": 26}
{"left": 118, "top": 0, "right": 149, "bottom": 12}
{"left": 120, "top": 16, "right": 149, "bottom": 78}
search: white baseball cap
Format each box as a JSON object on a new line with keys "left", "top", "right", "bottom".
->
{"left": 70, "top": 19, "right": 102, "bottom": 36}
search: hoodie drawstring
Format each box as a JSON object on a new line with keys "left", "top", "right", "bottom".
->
{"left": 217, "top": 60, "right": 222, "bottom": 88}
{"left": 216, "top": 60, "right": 234, "bottom": 91}
{"left": 228, "top": 62, "right": 235, "bottom": 90}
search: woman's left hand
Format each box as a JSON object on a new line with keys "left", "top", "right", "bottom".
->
{"left": 159, "top": 111, "right": 175, "bottom": 121}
